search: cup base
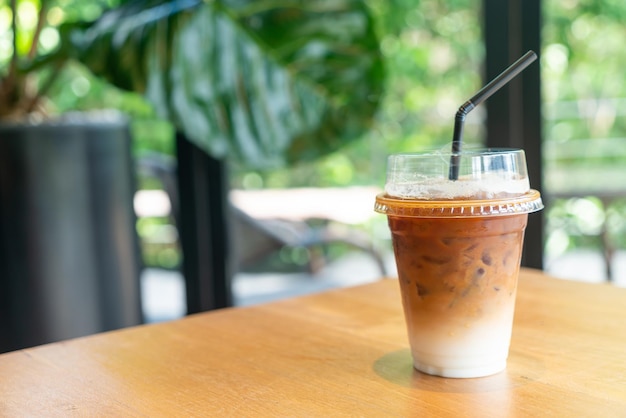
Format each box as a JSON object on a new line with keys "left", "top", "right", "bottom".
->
{"left": 413, "top": 359, "right": 506, "bottom": 379}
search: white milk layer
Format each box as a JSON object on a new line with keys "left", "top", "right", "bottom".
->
{"left": 407, "top": 303, "right": 516, "bottom": 378}
{"left": 385, "top": 172, "right": 530, "bottom": 200}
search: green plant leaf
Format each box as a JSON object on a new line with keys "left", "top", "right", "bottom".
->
{"left": 66, "top": 0, "right": 384, "bottom": 168}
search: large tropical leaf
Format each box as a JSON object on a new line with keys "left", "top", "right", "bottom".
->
{"left": 64, "top": 0, "right": 384, "bottom": 168}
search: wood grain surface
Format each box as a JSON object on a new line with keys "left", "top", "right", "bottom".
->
{"left": 1, "top": 268, "right": 625, "bottom": 417}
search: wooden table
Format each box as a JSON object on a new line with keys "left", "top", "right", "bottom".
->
{"left": 1, "top": 268, "right": 625, "bottom": 417}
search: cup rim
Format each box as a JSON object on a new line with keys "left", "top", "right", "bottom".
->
{"left": 374, "top": 189, "right": 543, "bottom": 218}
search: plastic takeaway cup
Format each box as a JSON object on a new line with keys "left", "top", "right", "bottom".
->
{"left": 375, "top": 148, "right": 543, "bottom": 378}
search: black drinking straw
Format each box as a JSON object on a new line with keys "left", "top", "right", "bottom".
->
{"left": 448, "top": 50, "right": 538, "bottom": 180}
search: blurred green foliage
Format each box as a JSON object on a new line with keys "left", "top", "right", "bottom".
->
{"left": 136, "top": 216, "right": 181, "bottom": 270}
{"left": 0, "top": 0, "right": 174, "bottom": 157}
{"left": 7, "top": 0, "right": 626, "bottom": 267}
{"left": 543, "top": 0, "right": 626, "bottom": 260}
{"left": 231, "top": 0, "right": 484, "bottom": 189}
{"left": 46, "top": 63, "right": 176, "bottom": 158}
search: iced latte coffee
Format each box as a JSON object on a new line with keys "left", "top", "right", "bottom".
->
{"left": 375, "top": 149, "right": 543, "bottom": 378}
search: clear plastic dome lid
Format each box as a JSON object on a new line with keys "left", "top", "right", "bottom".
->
{"left": 375, "top": 148, "right": 543, "bottom": 217}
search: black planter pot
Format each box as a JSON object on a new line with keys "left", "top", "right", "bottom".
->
{"left": 0, "top": 112, "right": 143, "bottom": 353}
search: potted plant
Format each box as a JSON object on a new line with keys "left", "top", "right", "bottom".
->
{"left": 0, "top": 2, "right": 147, "bottom": 352}
{"left": 0, "top": 0, "right": 384, "bottom": 350}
